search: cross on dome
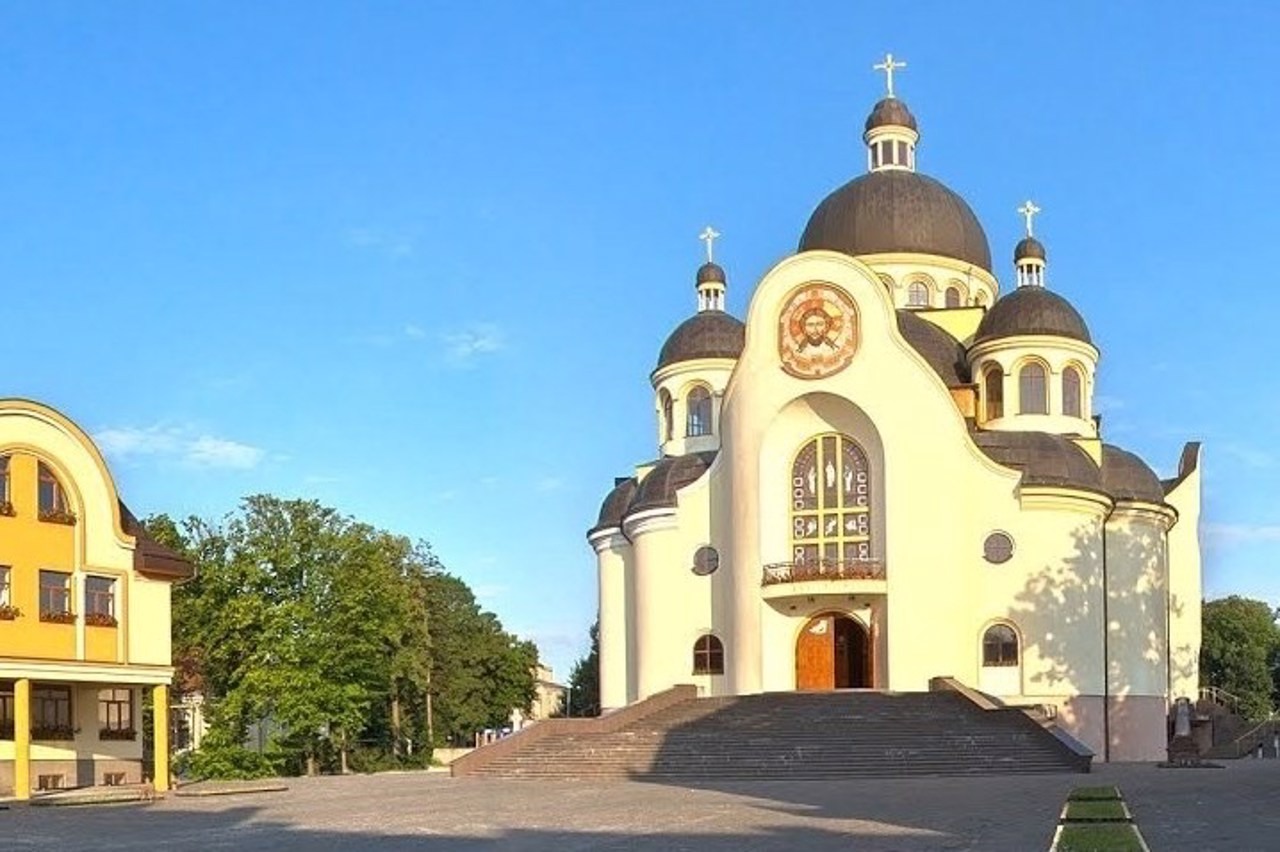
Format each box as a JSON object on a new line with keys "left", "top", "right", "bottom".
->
{"left": 872, "top": 53, "right": 907, "bottom": 98}
{"left": 1017, "top": 200, "right": 1041, "bottom": 237}
{"left": 699, "top": 226, "right": 721, "bottom": 263}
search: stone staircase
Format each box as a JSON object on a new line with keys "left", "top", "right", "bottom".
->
{"left": 458, "top": 689, "right": 1090, "bottom": 780}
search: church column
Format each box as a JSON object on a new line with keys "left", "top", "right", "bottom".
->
{"left": 625, "top": 512, "right": 679, "bottom": 700}
{"left": 153, "top": 684, "right": 170, "bottom": 792}
{"left": 14, "top": 678, "right": 31, "bottom": 800}
{"left": 590, "top": 532, "right": 631, "bottom": 711}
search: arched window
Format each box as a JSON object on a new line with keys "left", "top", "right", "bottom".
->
{"left": 907, "top": 282, "right": 930, "bottom": 308}
{"left": 982, "top": 624, "right": 1019, "bottom": 667}
{"left": 789, "top": 434, "right": 872, "bottom": 568}
{"left": 975, "top": 292, "right": 989, "bottom": 307}
{"left": 692, "top": 634, "right": 724, "bottom": 675}
{"left": 945, "top": 286, "right": 962, "bottom": 308}
{"left": 659, "top": 389, "right": 673, "bottom": 441}
{"left": 0, "top": 455, "right": 9, "bottom": 506}
{"left": 983, "top": 366, "right": 1004, "bottom": 421}
{"left": 1062, "top": 366, "right": 1083, "bottom": 418}
{"left": 38, "top": 462, "right": 68, "bottom": 516}
{"left": 686, "top": 386, "right": 712, "bottom": 437}
{"left": 1018, "top": 363, "right": 1048, "bottom": 415}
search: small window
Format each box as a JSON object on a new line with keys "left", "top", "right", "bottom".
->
{"left": 0, "top": 454, "right": 9, "bottom": 506}
{"left": 659, "top": 389, "right": 674, "bottom": 442}
{"left": 32, "top": 686, "right": 72, "bottom": 738}
{"left": 896, "top": 140, "right": 908, "bottom": 165}
{"left": 945, "top": 287, "right": 962, "bottom": 308}
{"left": 86, "top": 576, "right": 117, "bottom": 626}
{"left": 0, "top": 685, "right": 14, "bottom": 740}
{"left": 983, "top": 366, "right": 1004, "bottom": 421}
{"left": 975, "top": 292, "right": 989, "bottom": 307}
{"left": 692, "top": 634, "right": 724, "bottom": 675}
{"left": 686, "top": 386, "right": 712, "bottom": 437}
{"left": 982, "top": 624, "right": 1019, "bottom": 667}
{"left": 103, "top": 772, "right": 126, "bottom": 786}
{"left": 1063, "top": 366, "right": 1083, "bottom": 418}
{"left": 0, "top": 566, "right": 10, "bottom": 608}
{"left": 983, "top": 532, "right": 1015, "bottom": 564}
{"left": 37, "top": 774, "right": 65, "bottom": 790}
{"left": 907, "top": 282, "right": 929, "bottom": 307}
{"left": 39, "top": 570, "right": 72, "bottom": 620}
{"left": 98, "top": 688, "right": 134, "bottom": 739}
{"left": 1018, "top": 363, "right": 1048, "bottom": 415}
{"left": 692, "top": 546, "right": 720, "bottom": 576}
{"left": 880, "top": 140, "right": 894, "bottom": 165}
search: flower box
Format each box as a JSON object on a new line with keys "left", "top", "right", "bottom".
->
{"left": 0, "top": 720, "right": 13, "bottom": 739}
{"left": 0, "top": 501, "right": 15, "bottom": 517}
{"left": 85, "top": 612, "right": 118, "bottom": 628}
{"left": 31, "top": 725, "right": 75, "bottom": 741}
{"left": 40, "top": 610, "right": 77, "bottom": 625}
{"left": 0, "top": 603, "right": 19, "bottom": 621}
{"left": 38, "top": 508, "right": 77, "bottom": 525}
{"left": 99, "top": 727, "right": 137, "bottom": 741}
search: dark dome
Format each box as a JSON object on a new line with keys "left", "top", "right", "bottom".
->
{"left": 975, "top": 287, "right": 1092, "bottom": 344}
{"left": 656, "top": 310, "right": 745, "bottom": 370}
{"left": 799, "top": 171, "right": 992, "bottom": 272}
{"left": 630, "top": 452, "right": 717, "bottom": 514}
{"left": 896, "top": 311, "right": 968, "bottom": 386}
{"left": 696, "top": 262, "right": 726, "bottom": 285}
{"left": 589, "top": 477, "right": 637, "bottom": 536}
{"left": 1014, "top": 237, "right": 1046, "bottom": 261}
{"left": 865, "top": 97, "right": 917, "bottom": 133}
{"left": 972, "top": 430, "right": 1103, "bottom": 493}
{"left": 1101, "top": 445, "right": 1165, "bottom": 503}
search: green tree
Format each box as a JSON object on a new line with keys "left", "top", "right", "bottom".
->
{"left": 1201, "top": 596, "right": 1280, "bottom": 720}
{"left": 565, "top": 620, "right": 600, "bottom": 717}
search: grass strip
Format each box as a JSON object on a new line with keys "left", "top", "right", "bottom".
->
{"left": 1067, "top": 785, "right": 1123, "bottom": 801}
{"left": 1056, "top": 823, "right": 1145, "bottom": 852}
{"left": 1063, "top": 799, "right": 1128, "bottom": 821}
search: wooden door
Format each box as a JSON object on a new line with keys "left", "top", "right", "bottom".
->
{"left": 796, "top": 615, "right": 835, "bottom": 690}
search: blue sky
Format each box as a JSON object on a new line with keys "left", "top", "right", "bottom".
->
{"left": 1, "top": 2, "right": 1275, "bottom": 679}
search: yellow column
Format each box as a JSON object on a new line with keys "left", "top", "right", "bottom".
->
{"left": 14, "top": 678, "right": 30, "bottom": 800}
{"left": 152, "top": 684, "right": 170, "bottom": 793}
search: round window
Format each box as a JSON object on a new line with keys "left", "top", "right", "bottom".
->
{"left": 692, "top": 546, "right": 720, "bottom": 576}
{"left": 983, "top": 532, "right": 1014, "bottom": 564}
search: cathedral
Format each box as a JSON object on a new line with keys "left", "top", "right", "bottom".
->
{"left": 586, "top": 60, "right": 1201, "bottom": 762}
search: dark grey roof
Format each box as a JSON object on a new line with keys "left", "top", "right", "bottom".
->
{"left": 696, "top": 262, "right": 726, "bottom": 285}
{"left": 974, "top": 287, "right": 1092, "bottom": 345}
{"left": 799, "top": 170, "right": 992, "bottom": 272}
{"left": 656, "top": 311, "right": 745, "bottom": 370}
{"left": 865, "top": 97, "right": 918, "bottom": 132}
{"left": 630, "top": 452, "right": 717, "bottom": 514}
{"left": 1014, "top": 236, "right": 1046, "bottom": 262}
{"left": 1162, "top": 441, "right": 1202, "bottom": 495}
{"left": 1101, "top": 444, "right": 1165, "bottom": 503}
{"left": 972, "top": 430, "right": 1104, "bottom": 493}
{"left": 896, "top": 310, "right": 968, "bottom": 385}
{"left": 589, "top": 477, "right": 638, "bottom": 535}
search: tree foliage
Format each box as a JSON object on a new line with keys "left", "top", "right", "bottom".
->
{"left": 1200, "top": 595, "right": 1280, "bottom": 720}
{"left": 565, "top": 620, "right": 600, "bottom": 717}
{"left": 148, "top": 495, "right": 535, "bottom": 775}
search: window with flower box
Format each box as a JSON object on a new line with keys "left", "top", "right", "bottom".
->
{"left": 32, "top": 685, "right": 73, "bottom": 739}
{"left": 98, "top": 688, "right": 134, "bottom": 740}
{"left": 37, "top": 462, "right": 75, "bottom": 524}
{"left": 39, "top": 570, "right": 73, "bottom": 622}
{"left": 85, "top": 576, "right": 117, "bottom": 627}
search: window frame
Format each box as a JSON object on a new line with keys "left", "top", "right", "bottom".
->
{"left": 659, "top": 388, "right": 674, "bottom": 442}
{"left": 39, "top": 570, "right": 72, "bottom": 620}
{"left": 983, "top": 365, "right": 1004, "bottom": 421}
{"left": 981, "top": 624, "right": 1020, "bottom": 667}
{"left": 32, "top": 685, "right": 73, "bottom": 738}
{"left": 0, "top": 454, "right": 9, "bottom": 506}
{"left": 1018, "top": 362, "right": 1049, "bottom": 415}
{"left": 1062, "top": 365, "right": 1083, "bottom": 418}
{"left": 0, "top": 565, "right": 10, "bottom": 607}
{"left": 685, "top": 386, "right": 713, "bottom": 438}
{"left": 944, "top": 286, "right": 962, "bottom": 308}
{"left": 0, "top": 683, "right": 14, "bottom": 740}
{"left": 98, "top": 687, "right": 135, "bottom": 738}
{"left": 692, "top": 634, "right": 725, "bottom": 675}
{"left": 906, "top": 281, "right": 930, "bottom": 308}
{"left": 789, "top": 433, "right": 873, "bottom": 568}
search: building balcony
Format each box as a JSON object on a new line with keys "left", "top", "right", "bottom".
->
{"left": 760, "top": 558, "right": 887, "bottom": 600}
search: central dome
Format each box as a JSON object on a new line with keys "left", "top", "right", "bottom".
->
{"left": 799, "top": 170, "right": 993, "bottom": 272}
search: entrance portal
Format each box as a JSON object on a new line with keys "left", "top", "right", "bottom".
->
{"left": 796, "top": 613, "right": 871, "bottom": 690}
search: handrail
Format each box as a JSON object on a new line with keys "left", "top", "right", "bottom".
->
{"left": 1219, "top": 718, "right": 1279, "bottom": 759}
{"left": 1199, "top": 686, "right": 1242, "bottom": 711}
{"left": 762, "top": 558, "right": 885, "bottom": 586}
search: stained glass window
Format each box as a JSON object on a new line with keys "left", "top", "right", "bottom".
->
{"left": 789, "top": 434, "right": 872, "bottom": 567}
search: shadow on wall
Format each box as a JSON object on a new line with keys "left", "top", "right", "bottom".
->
{"left": 1010, "top": 520, "right": 1189, "bottom": 760}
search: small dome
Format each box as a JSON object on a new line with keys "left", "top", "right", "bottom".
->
{"left": 589, "top": 477, "right": 637, "bottom": 536}
{"left": 972, "top": 430, "right": 1103, "bottom": 493}
{"left": 1101, "top": 445, "right": 1165, "bottom": 503}
{"left": 896, "top": 311, "right": 968, "bottom": 386}
{"left": 630, "top": 452, "right": 717, "bottom": 514}
{"left": 1014, "top": 237, "right": 1046, "bottom": 262}
{"left": 696, "top": 262, "right": 726, "bottom": 285}
{"left": 800, "top": 171, "right": 992, "bottom": 272}
{"left": 656, "top": 310, "right": 745, "bottom": 370}
{"left": 865, "top": 97, "right": 918, "bottom": 133}
{"left": 975, "top": 287, "right": 1092, "bottom": 344}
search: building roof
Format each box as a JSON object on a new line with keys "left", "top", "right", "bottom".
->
{"left": 1014, "top": 236, "right": 1046, "bottom": 262}
{"left": 799, "top": 170, "right": 992, "bottom": 272}
{"left": 630, "top": 452, "right": 718, "bottom": 514}
{"left": 865, "top": 97, "right": 918, "bottom": 132}
{"left": 895, "top": 310, "right": 969, "bottom": 386}
{"left": 974, "top": 286, "right": 1092, "bottom": 345}
{"left": 119, "top": 501, "right": 196, "bottom": 580}
{"left": 1101, "top": 444, "right": 1165, "bottom": 503}
{"left": 696, "top": 262, "right": 726, "bottom": 284}
{"left": 971, "top": 430, "right": 1104, "bottom": 493}
{"left": 589, "top": 477, "right": 638, "bottom": 535}
{"left": 656, "top": 310, "right": 745, "bottom": 371}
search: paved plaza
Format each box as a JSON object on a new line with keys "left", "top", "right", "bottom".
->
{"left": 5, "top": 761, "right": 1280, "bottom": 850}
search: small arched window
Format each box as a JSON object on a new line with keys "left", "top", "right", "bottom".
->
{"left": 38, "top": 462, "right": 68, "bottom": 516}
{"left": 686, "top": 386, "right": 712, "bottom": 437}
{"left": 1018, "top": 363, "right": 1048, "bottom": 415}
{"left": 983, "top": 366, "right": 1004, "bottom": 421}
{"left": 692, "top": 634, "right": 725, "bottom": 675}
{"left": 982, "top": 624, "right": 1019, "bottom": 667}
{"left": 975, "top": 292, "right": 989, "bottom": 307}
{"left": 1062, "top": 366, "right": 1082, "bottom": 418}
{"left": 907, "top": 282, "right": 930, "bottom": 308}
{"left": 0, "top": 454, "right": 9, "bottom": 505}
{"left": 659, "top": 389, "right": 674, "bottom": 441}
{"left": 945, "top": 286, "right": 962, "bottom": 308}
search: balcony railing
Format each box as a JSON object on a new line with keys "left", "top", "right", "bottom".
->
{"left": 762, "top": 558, "right": 886, "bottom": 586}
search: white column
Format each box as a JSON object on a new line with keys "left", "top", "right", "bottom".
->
{"left": 589, "top": 531, "right": 631, "bottom": 711}
{"left": 625, "top": 511, "right": 680, "bottom": 700}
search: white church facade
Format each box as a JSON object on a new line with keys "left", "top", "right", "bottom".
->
{"left": 586, "top": 63, "right": 1202, "bottom": 763}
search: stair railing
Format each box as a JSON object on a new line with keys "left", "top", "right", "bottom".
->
{"left": 1199, "top": 686, "right": 1242, "bottom": 713}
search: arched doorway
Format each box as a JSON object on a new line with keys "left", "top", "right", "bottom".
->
{"left": 796, "top": 613, "right": 871, "bottom": 690}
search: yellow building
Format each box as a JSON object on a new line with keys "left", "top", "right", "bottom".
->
{"left": 0, "top": 399, "right": 192, "bottom": 799}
